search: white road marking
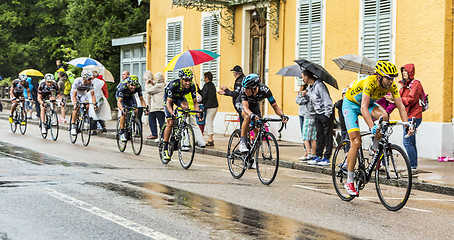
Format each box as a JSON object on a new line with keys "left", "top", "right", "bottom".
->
{"left": 46, "top": 188, "right": 176, "bottom": 240}
{"left": 403, "top": 206, "right": 432, "bottom": 213}
{"left": 294, "top": 184, "right": 320, "bottom": 191}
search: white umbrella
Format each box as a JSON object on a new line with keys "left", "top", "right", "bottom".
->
{"left": 68, "top": 57, "right": 104, "bottom": 68}
{"left": 83, "top": 65, "right": 114, "bottom": 82}
{"left": 332, "top": 54, "right": 375, "bottom": 75}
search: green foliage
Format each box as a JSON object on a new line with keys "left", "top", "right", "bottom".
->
{"left": 0, "top": 0, "right": 150, "bottom": 108}
{"left": 0, "top": 77, "right": 13, "bottom": 87}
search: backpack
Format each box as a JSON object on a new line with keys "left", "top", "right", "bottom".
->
{"left": 408, "top": 79, "right": 429, "bottom": 112}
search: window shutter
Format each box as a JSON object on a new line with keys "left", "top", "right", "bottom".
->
{"left": 297, "top": 0, "right": 323, "bottom": 85}
{"left": 362, "top": 0, "right": 392, "bottom": 61}
{"left": 201, "top": 15, "right": 219, "bottom": 86}
{"left": 167, "top": 21, "right": 182, "bottom": 81}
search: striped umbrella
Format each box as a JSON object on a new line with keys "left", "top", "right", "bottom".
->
{"left": 332, "top": 54, "right": 375, "bottom": 75}
{"left": 164, "top": 49, "right": 220, "bottom": 71}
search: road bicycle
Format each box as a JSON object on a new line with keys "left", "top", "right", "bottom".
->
{"left": 40, "top": 99, "right": 61, "bottom": 141}
{"left": 158, "top": 108, "right": 202, "bottom": 169}
{"left": 332, "top": 117, "right": 415, "bottom": 211}
{"left": 116, "top": 106, "right": 147, "bottom": 155}
{"left": 69, "top": 101, "right": 94, "bottom": 146}
{"left": 10, "top": 97, "right": 27, "bottom": 135}
{"left": 227, "top": 117, "right": 286, "bottom": 185}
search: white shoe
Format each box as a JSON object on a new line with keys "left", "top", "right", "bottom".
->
{"left": 299, "top": 155, "right": 308, "bottom": 160}
{"left": 119, "top": 133, "right": 127, "bottom": 142}
{"left": 41, "top": 125, "right": 47, "bottom": 134}
{"left": 238, "top": 142, "right": 249, "bottom": 153}
{"left": 154, "top": 138, "right": 160, "bottom": 143}
{"left": 71, "top": 125, "right": 77, "bottom": 136}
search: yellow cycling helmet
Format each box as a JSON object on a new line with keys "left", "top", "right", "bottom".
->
{"left": 374, "top": 60, "right": 398, "bottom": 78}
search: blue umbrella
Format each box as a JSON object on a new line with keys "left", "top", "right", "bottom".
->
{"left": 68, "top": 57, "right": 104, "bottom": 68}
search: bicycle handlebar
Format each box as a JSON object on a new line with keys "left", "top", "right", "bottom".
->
{"left": 376, "top": 116, "right": 416, "bottom": 139}
{"left": 176, "top": 109, "right": 202, "bottom": 114}
{"left": 254, "top": 117, "right": 287, "bottom": 133}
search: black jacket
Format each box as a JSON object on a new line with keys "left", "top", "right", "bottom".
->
{"left": 224, "top": 74, "right": 244, "bottom": 106}
{"left": 198, "top": 81, "right": 218, "bottom": 109}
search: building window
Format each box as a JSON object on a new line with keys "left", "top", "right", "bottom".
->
{"left": 201, "top": 15, "right": 219, "bottom": 87}
{"left": 296, "top": 0, "right": 323, "bottom": 87}
{"left": 166, "top": 20, "right": 182, "bottom": 82}
{"left": 120, "top": 45, "right": 147, "bottom": 87}
{"left": 362, "top": 0, "right": 392, "bottom": 61}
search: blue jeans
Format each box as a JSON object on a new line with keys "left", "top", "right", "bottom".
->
{"left": 148, "top": 111, "right": 165, "bottom": 137}
{"left": 403, "top": 118, "right": 422, "bottom": 169}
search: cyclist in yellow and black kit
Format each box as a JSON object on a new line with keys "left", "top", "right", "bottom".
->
{"left": 342, "top": 61, "right": 414, "bottom": 196}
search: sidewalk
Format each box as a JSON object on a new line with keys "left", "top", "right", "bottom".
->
{"left": 2, "top": 110, "right": 454, "bottom": 195}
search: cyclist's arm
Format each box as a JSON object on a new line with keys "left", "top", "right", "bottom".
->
{"left": 270, "top": 102, "right": 284, "bottom": 117}
{"left": 117, "top": 98, "right": 124, "bottom": 112}
{"left": 26, "top": 89, "right": 31, "bottom": 100}
{"left": 166, "top": 98, "right": 174, "bottom": 116}
{"left": 139, "top": 96, "right": 147, "bottom": 108}
{"left": 37, "top": 94, "right": 44, "bottom": 106}
{"left": 393, "top": 97, "right": 409, "bottom": 122}
{"left": 360, "top": 93, "right": 374, "bottom": 129}
{"left": 71, "top": 92, "right": 77, "bottom": 106}
{"left": 9, "top": 85, "right": 14, "bottom": 98}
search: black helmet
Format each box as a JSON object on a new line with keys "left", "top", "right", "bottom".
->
{"left": 242, "top": 73, "right": 260, "bottom": 89}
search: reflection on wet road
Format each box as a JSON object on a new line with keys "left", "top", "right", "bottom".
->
{"left": 91, "top": 181, "right": 359, "bottom": 240}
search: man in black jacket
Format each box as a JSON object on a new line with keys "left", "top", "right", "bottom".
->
{"left": 218, "top": 65, "right": 245, "bottom": 124}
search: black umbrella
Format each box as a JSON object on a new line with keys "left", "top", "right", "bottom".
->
{"left": 294, "top": 59, "right": 338, "bottom": 89}
{"left": 276, "top": 64, "right": 302, "bottom": 77}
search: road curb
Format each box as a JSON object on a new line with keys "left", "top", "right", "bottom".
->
{"left": 3, "top": 115, "right": 454, "bottom": 196}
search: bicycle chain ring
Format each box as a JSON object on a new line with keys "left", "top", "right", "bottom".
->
{"left": 355, "top": 169, "right": 366, "bottom": 190}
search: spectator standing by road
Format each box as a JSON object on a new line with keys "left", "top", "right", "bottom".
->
{"left": 55, "top": 69, "right": 68, "bottom": 123}
{"left": 217, "top": 65, "right": 244, "bottom": 124}
{"left": 184, "top": 92, "right": 206, "bottom": 148}
{"left": 303, "top": 70, "right": 334, "bottom": 166}
{"left": 296, "top": 82, "right": 317, "bottom": 161}
{"left": 197, "top": 71, "right": 218, "bottom": 146}
{"left": 399, "top": 63, "right": 424, "bottom": 173}
{"left": 89, "top": 71, "right": 111, "bottom": 134}
{"left": 144, "top": 72, "right": 165, "bottom": 140}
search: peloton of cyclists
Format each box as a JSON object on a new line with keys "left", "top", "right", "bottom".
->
{"left": 70, "top": 70, "right": 98, "bottom": 136}
{"left": 115, "top": 74, "right": 148, "bottom": 142}
{"left": 161, "top": 69, "right": 202, "bottom": 161}
{"left": 9, "top": 73, "right": 32, "bottom": 124}
{"left": 37, "top": 73, "right": 65, "bottom": 134}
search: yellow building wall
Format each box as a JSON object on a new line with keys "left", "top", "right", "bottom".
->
{"left": 148, "top": 0, "right": 453, "bottom": 123}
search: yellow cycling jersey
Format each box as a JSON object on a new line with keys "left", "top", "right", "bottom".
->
{"left": 345, "top": 75, "right": 400, "bottom": 105}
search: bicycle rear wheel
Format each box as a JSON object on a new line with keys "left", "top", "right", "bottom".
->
{"left": 227, "top": 129, "right": 246, "bottom": 179}
{"left": 256, "top": 132, "right": 279, "bottom": 185}
{"left": 50, "top": 111, "right": 59, "bottom": 141}
{"left": 19, "top": 108, "right": 27, "bottom": 135}
{"left": 375, "top": 144, "right": 412, "bottom": 211}
{"left": 331, "top": 140, "right": 355, "bottom": 201}
{"left": 10, "top": 108, "right": 18, "bottom": 133}
{"left": 80, "top": 115, "right": 92, "bottom": 146}
{"left": 69, "top": 115, "right": 78, "bottom": 144}
{"left": 178, "top": 123, "right": 195, "bottom": 169}
{"left": 130, "top": 118, "right": 143, "bottom": 155}
{"left": 116, "top": 118, "right": 127, "bottom": 152}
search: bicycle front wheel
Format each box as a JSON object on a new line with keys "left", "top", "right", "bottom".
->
{"left": 69, "top": 115, "right": 77, "bottom": 144}
{"left": 19, "top": 108, "right": 27, "bottom": 135}
{"left": 80, "top": 115, "right": 92, "bottom": 146}
{"left": 375, "top": 144, "right": 412, "bottom": 211}
{"left": 178, "top": 123, "right": 195, "bottom": 169}
{"left": 50, "top": 111, "right": 59, "bottom": 141}
{"left": 227, "top": 129, "right": 246, "bottom": 179}
{"left": 40, "top": 118, "right": 48, "bottom": 139}
{"left": 10, "top": 108, "right": 18, "bottom": 133}
{"left": 332, "top": 140, "right": 355, "bottom": 201}
{"left": 130, "top": 118, "right": 143, "bottom": 155}
{"left": 256, "top": 132, "right": 279, "bottom": 185}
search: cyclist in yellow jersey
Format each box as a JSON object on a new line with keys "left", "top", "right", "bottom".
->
{"left": 342, "top": 61, "right": 414, "bottom": 196}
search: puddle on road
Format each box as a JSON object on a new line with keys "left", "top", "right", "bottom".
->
{"left": 90, "top": 181, "right": 359, "bottom": 239}
{"left": 0, "top": 141, "right": 120, "bottom": 169}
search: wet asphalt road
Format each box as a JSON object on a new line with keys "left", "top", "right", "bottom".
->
{"left": 1, "top": 120, "right": 454, "bottom": 240}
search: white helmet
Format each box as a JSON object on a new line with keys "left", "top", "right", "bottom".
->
{"left": 19, "top": 73, "right": 27, "bottom": 81}
{"left": 44, "top": 73, "right": 55, "bottom": 82}
{"left": 81, "top": 70, "right": 93, "bottom": 79}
